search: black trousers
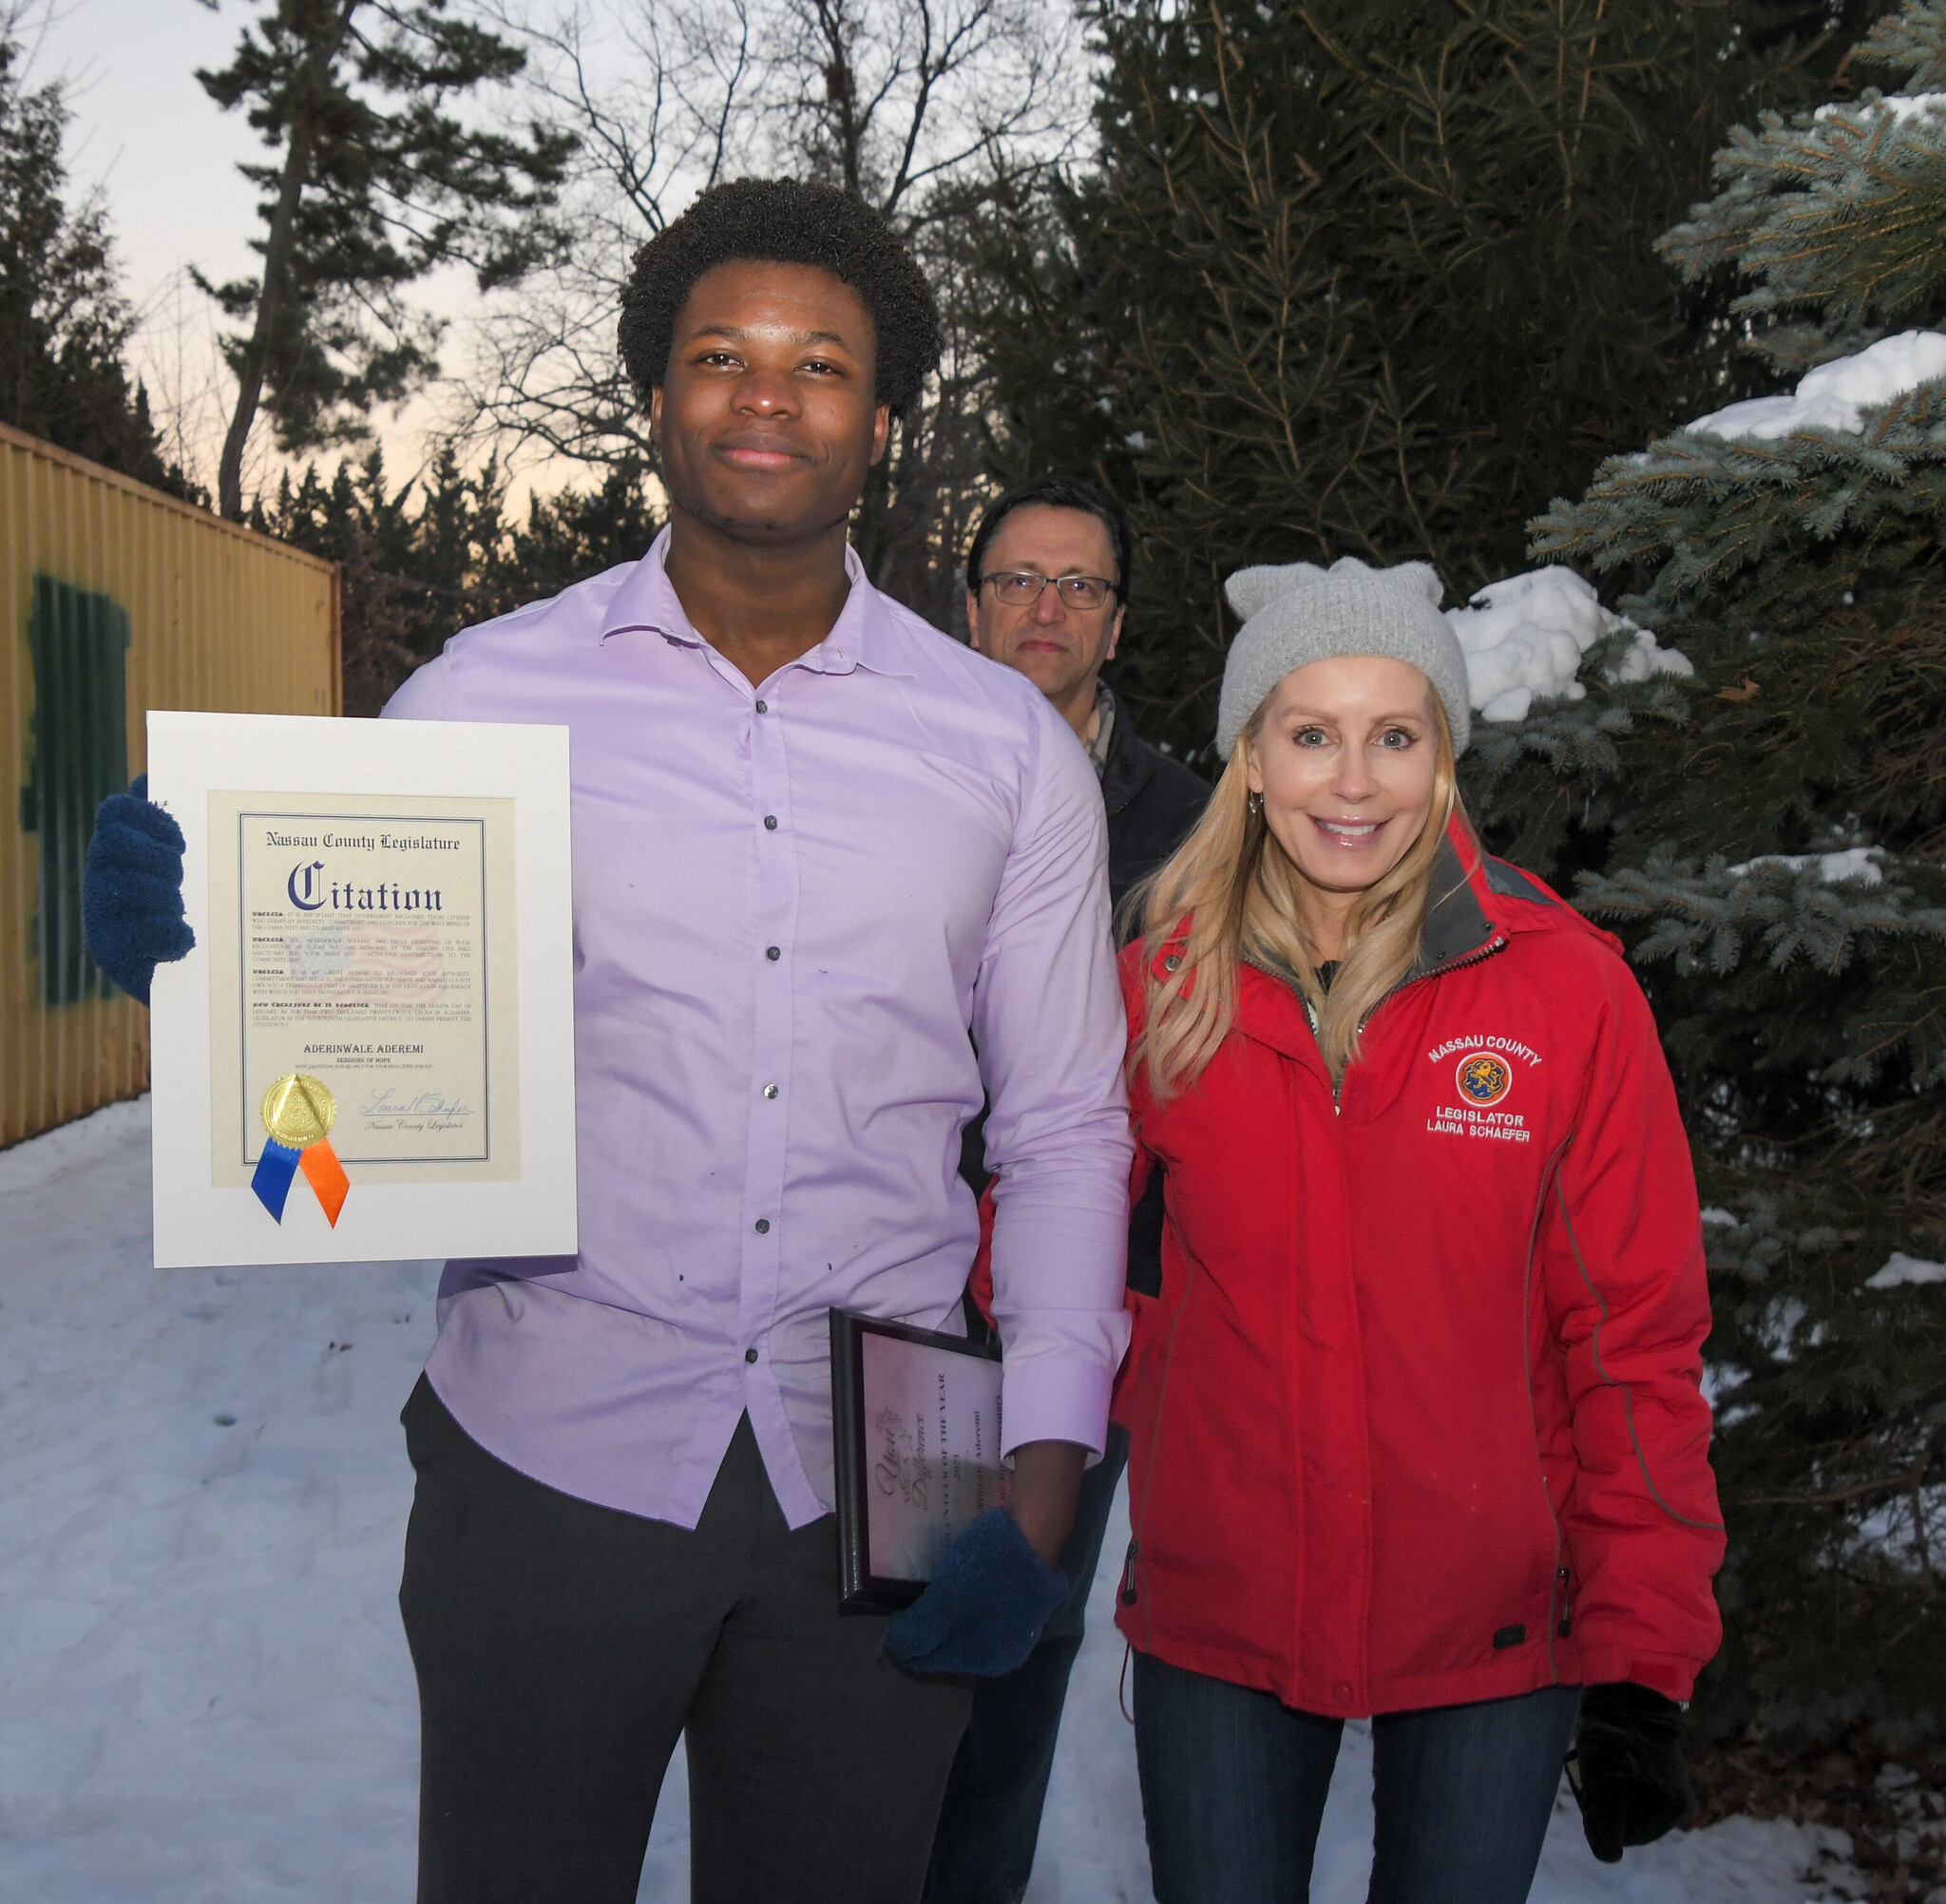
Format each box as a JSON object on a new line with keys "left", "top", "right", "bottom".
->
{"left": 398, "top": 1377, "right": 974, "bottom": 1904}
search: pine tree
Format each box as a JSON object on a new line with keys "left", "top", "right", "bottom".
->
{"left": 480, "top": 455, "right": 660, "bottom": 622}
{"left": 196, "top": 0, "right": 575, "bottom": 520}
{"left": 258, "top": 447, "right": 437, "bottom": 713}
{"left": 1469, "top": 0, "right": 1946, "bottom": 1730}
{"left": 258, "top": 445, "right": 661, "bottom": 715}
{"left": 979, "top": 1, "right": 1873, "bottom": 753}
{"left": 0, "top": 31, "right": 191, "bottom": 494}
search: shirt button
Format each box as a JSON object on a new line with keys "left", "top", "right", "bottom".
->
{"left": 763, "top": 1083, "right": 779, "bottom": 1100}
{"left": 754, "top": 698, "right": 768, "bottom": 714}
{"left": 754, "top": 1218, "right": 771, "bottom": 1234}
{"left": 764, "top": 814, "right": 777, "bottom": 830}
{"left": 745, "top": 1346, "right": 758, "bottom": 1364}
{"left": 766, "top": 945, "right": 780, "bottom": 962}
{"left": 1164, "top": 954, "right": 1183, "bottom": 972}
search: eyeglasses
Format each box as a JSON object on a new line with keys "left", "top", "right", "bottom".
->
{"left": 980, "top": 571, "right": 1117, "bottom": 611}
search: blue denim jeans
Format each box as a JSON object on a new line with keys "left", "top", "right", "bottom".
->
{"left": 924, "top": 1424, "right": 1132, "bottom": 1904}
{"left": 1134, "top": 1652, "right": 1580, "bottom": 1904}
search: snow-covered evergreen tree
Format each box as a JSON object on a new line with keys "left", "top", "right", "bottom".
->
{"left": 1462, "top": 0, "right": 1946, "bottom": 1730}
{"left": 975, "top": 1, "right": 1863, "bottom": 753}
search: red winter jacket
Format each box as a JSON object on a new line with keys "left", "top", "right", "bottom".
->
{"left": 1111, "top": 820, "right": 1724, "bottom": 1717}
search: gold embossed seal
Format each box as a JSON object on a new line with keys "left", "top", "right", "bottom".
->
{"left": 261, "top": 1072, "right": 336, "bottom": 1149}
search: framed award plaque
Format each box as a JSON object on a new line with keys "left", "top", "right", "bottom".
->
{"left": 830, "top": 1307, "right": 1009, "bottom": 1612}
{"left": 145, "top": 709, "right": 577, "bottom": 1267}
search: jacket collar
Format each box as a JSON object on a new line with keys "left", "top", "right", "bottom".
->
{"left": 1148, "top": 815, "right": 1506, "bottom": 1067}
{"left": 1147, "top": 816, "right": 1498, "bottom": 976}
{"left": 1098, "top": 692, "right": 1156, "bottom": 819}
{"left": 1410, "top": 818, "right": 1500, "bottom": 980}
{"left": 593, "top": 524, "right": 915, "bottom": 678}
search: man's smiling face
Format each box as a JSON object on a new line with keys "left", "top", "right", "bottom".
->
{"left": 650, "top": 260, "right": 890, "bottom": 546}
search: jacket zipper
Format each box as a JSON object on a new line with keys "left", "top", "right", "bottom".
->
{"left": 1343, "top": 937, "right": 1506, "bottom": 1107}
{"left": 1299, "top": 992, "right": 1336, "bottom": 1110}
{"left": 1221, "top": 928, "right": 1518, "bottom": 1684}
{"left": 1357, "top": 935, "right": 1508, "bottom": 1036}
{"left": 1246, "top": 935, "right": 1510, "bottom": 1111}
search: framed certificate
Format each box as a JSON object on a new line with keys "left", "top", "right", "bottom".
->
{"left": 829, "top": 1307, "right": 1008, "bottom": 1612}
{"left": 146, "top": 710, "right": 576, "bottom": 1267}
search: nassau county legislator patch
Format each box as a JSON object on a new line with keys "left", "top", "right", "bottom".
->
{"left": 1454, "top": 1051, "right": 1513, "bottom": 1107}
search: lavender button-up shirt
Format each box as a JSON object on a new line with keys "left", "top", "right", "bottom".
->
{"left": 382, "top": 529, "right": 1132, "bottom": 1529}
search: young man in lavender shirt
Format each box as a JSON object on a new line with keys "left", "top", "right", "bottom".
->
{"left": 84, "top": 181, "right": 1132, "bottom": 1904}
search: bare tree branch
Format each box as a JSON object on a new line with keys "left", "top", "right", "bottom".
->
{"left": 453, "top": 0, "right": 1090, "bottom": 623}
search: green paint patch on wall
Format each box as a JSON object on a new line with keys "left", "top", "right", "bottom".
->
{"left": 19, "top": 574, "right": 128, "bottom": 1006}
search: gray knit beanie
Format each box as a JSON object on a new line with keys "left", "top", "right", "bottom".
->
{"left": 1214, "top": 557, "right": 1471, "bottom": 760}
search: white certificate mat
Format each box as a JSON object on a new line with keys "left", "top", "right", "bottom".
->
{"left": 147, "top": 711, "right": 577, "bottom": 1267}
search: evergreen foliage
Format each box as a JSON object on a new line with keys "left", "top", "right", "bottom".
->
{"left": 1472, "top": 0, "right": 1946, "bottom": 1730}
{"left": 0, "top": 32, "right": 193, "bottom": 496}
{"left": 979, "top": 1, "right": 1873, "bottom": 754}
{"left": 256, "top": 447, "right": 660, "bottom": 716}
{"left": 196, "top": 0, "right": 575, "bottom": 519}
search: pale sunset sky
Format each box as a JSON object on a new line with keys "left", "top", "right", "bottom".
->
{"left": 32, "top": 0, "right": 533, "bottom": 501}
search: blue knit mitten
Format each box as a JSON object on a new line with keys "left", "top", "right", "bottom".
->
{"left": 882, "top": 1507, "right": 1069, "bottom": 1677}
{"left": 83, "top": 775, "right": 195, "bottom": 1003}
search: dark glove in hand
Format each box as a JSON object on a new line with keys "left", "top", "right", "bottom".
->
{"left": 83, "top": 775, "right": 195, "bottom": 1004}
{"left": 1569, "top": 1681, "right": 1695, "bottom": 1864}
{"left": 881, "top": 1507, "right": 1068, "bottom": 1678}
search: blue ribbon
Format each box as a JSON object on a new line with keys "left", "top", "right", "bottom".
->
{"left": 251, "top": 1138, "right": 303, "bottom": 1222}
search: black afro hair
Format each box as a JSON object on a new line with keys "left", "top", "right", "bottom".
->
{"left": 619, "top": 179, "right": 943, "bottom": 420}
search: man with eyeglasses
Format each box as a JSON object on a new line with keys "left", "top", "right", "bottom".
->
{"left": 960, "top": 474, "right": 1209, "bottom": 919}
{"left": 929, "top": 474, "right": 1207, "bottom": 1904}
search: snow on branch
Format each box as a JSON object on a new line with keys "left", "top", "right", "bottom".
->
{"left": 1446, "top": 567, "right": 1690, "bottom": 724}
{"left": 1727, "top": 847, "right": 1885, "bottom": 886}
{"left": 1686, "top": 332, "right": 1946, "bottom": 443}
{"left": 1658, "top": 87, "right": 1946, "bottom": 334}
{"left": 1574, "top": 846, "right": 1946, "bottom": 979}
{"left": 1858, "top": 0, "right": 1946, "bottom": 98}
{"left": 1866, "top": 1251, "right": 1946, "bottom": 1289}
{"left": 1529, "top": 370, "right": 1946, "bottom": 610}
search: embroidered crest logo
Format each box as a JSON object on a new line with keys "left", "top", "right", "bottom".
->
{"left": 1456, "top": 1051, "right": 1513, "bottom": 1107}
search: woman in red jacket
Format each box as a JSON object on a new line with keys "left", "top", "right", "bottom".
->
{"left": 1115, "top": 558, "right": 1723, "bottom": 1903}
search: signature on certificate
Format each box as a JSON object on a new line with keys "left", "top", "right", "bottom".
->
{"left": 359, "top": 1086, "right": 474, "bottom": 1128}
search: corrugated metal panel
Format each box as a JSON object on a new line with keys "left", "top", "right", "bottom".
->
{"left": 0, "top": 422, "right": 339, "bottom": 1149}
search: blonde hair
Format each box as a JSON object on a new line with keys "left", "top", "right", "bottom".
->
{"left": 1129, "top": 688, "right": 1467, "bottom": 1097}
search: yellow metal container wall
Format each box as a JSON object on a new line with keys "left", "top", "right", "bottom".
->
{"left": 0, "top": 423, "right": 340, "bottom": 1150}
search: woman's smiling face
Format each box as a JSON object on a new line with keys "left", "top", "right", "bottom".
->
{"left": 1245, "top": 656, "right": 1441, "bottom": 905}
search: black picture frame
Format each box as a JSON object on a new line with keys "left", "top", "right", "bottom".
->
{"left": 829, "top": 1305, "right": 1003, "bottom": 1613}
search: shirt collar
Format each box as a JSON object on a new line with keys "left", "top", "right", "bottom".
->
{"left": 1083, "top": 681, "right": 1116, "bottom": 781}
{"left": 596, "top": 524, "right": 915, "bottom": 677}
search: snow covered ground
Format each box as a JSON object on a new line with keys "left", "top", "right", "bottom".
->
{"left": 3, "top": 1098, "right": 1863, "bottom": 1902}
